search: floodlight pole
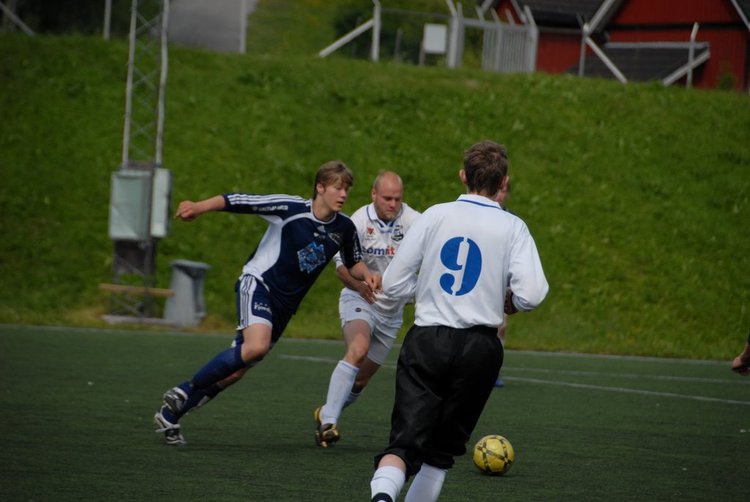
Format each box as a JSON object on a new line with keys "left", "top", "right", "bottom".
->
{"left": 156, "top": 0, "right": 170, "bottom": 164}
{"left": 121, "top": 1, "right": 137, "bottom": 166}
{"left": 371, "top": 0, "right": 381, "bottom": 62}
{"left": 103, "top": 0, "right": 112, "bottom": 40}
{"left": 107, "top": 0, "right": 171, "bottom": 321}
{"left": 121, "top": 0, "right": 170, "bottom": 168}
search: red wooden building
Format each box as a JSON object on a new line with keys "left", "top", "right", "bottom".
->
{"left": 489, "top": 0, "right": 750, "bottom": 92}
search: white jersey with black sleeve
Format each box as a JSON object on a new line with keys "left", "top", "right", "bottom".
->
{"left": 334, "top": 202, "right": 421, "bottom": 317}
{"left": 381, "top": 194, "right": 548, "bottom": 328}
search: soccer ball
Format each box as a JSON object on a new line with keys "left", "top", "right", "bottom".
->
{"left": 472, "top": 434, "right": 514, "bottom": 475}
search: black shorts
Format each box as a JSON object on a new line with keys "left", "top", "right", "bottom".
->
{"left": 375, "top": 324, "right": 503, "bottom": 476}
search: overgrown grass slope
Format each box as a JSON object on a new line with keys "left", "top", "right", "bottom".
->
{"left": 0, "top": 29, "right": 748, "bottom": 360}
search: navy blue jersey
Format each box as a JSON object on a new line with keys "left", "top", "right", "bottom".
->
{"left": 222, "top": 193, "right": 362, "bottom": 313}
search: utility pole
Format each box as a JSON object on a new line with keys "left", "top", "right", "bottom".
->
{"left": 106, "top": 0, "right": 172, "bottom": 320}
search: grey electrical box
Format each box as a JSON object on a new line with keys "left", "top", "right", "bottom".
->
{"left": 108, "top": 167, "right": 171, "bottom": 241}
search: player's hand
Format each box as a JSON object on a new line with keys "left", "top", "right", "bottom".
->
{"left": 358, "top": 281, "right": 376, "bottom": 304}
{"left": 368, "top": 273, "right": 382, "bottom": 292}
{"left": 504, "top": 290, "right": 518, "bottom": 315}
{"left": 175, "top": 201, "right": 199, "bottom": 221}
{"left": 731, "top": 355, "right": 750, "bottom": 376}
{"left": 359, "top": 274, "right": 381, "bottom": 304}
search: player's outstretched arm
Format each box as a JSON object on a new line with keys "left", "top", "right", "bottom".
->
{"left": 175, "top": 195, "right": 226, "bottom": 221}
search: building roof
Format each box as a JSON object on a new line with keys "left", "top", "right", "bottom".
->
{"left": 498, "top": 0, "right": 750, "bottom": 32}
{"left": 730, "top": 0, "right": 750, "bottom": 31}
{"left": 736, "top": 0, "right": 750, "bottom": 16}
{"left": 508, "top": 0, "right": 608, "bottom": 27}
{"left": 568, "top": 42, "right": 711, "bottom": 85}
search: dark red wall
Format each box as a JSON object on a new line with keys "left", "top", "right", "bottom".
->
{"left": 609, "top": 0, "right": 748, "bottom": 90}
{"left": 536, "top": 32, "right": 582, "bottom": 74}
{"left": 494, "top": 0, "right": 749, "bottom": 91}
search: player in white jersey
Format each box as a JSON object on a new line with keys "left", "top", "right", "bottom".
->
{"left": 369, "top": 141, "right": 548, "bottom": 502}
{"left": 314, "top": 171, "right": 420, "bottom": 447}
{"left": 494, "top": 179, "right": 511, "bottom": 388}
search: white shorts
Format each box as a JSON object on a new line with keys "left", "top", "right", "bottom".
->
{"left": 339, "top": 291, "right": 403, "bottom": 366}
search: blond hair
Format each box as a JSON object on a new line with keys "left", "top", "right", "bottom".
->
{"left": 313, "top": 161, "right": 354, "bottom": 199}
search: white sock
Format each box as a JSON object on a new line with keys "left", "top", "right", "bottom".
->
{"left": 343, "top": 388, "right": 362, "bottom": 409}
{"left": 321, "top": 360, "right": 358, "bottom": 425}
{"left": 370, "top": 465, "right": 406, "bottom": 501}
{"left": 404, "top": 464, "right": 446, "bottom": 502}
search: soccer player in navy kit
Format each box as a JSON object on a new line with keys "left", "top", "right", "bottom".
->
{"left": 313, "top": 171, "right": 420, "bottom": 448}
{"left": 153, "top": 161, "right": 380, "bottom": 445}
{"left": 369, "top": 141, "right": 549, "bottom": 502}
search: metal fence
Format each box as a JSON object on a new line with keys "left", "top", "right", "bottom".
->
{"left": 481, "top": 17, "right": 538, "bottom": 73}
{"left": 320, "top": 0, "right": 538, "bottom": 75}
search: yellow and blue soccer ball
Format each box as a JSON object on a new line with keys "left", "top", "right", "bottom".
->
{"left": 472, "top": 434, "right": 514, "bottom": 475}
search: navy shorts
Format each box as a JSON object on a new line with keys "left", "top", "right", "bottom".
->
{"left": 234, "top": 274, "right": 292, "bottom": 345}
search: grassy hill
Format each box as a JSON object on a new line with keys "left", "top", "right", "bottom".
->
{"left": 1, "top": 17, "right": 749, "bottom": 360}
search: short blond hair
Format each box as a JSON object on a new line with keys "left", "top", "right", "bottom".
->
{"left": 313, "top": 161, "right": 354, "bottom": 199}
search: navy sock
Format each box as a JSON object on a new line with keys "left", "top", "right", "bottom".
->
{"left": 175, "top": 383, "right": 223, "bottom": 419}
{"left": 177, "top": 381, "right": 191, "bottom": 395}
{"left": 160, "top": 405, "right": 178, "bottom": 423}
{"left": 190, "top": 345, "right": 245, "bottom": 390}
{"left": 371, "top": 495, "right": 393, "bottom": 502}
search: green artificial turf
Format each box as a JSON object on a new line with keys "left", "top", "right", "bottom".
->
{"left": 1, "top": 326, "right": 747, "bottom": 500}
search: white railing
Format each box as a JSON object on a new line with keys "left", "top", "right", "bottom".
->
{"left": 686, "top": 22, "right": 699, "bottom": 88}
{"left": 579, "top": 23, "right": 628, "bottom": 83}
{"left": 319, "top": 0, "right": 381, "bottom": 61}
{"left": 447, "top": 0, "right": 537, "bottom": 73}
{"left": 0, "top": 1, "right": 34, "bottom": 36}
{"left": 318, "top": 0, "right": 537, "bottom": 74}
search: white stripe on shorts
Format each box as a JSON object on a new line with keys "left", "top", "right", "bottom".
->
{"left": 236, "top": 275, "right": 272, "bottom": 331}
